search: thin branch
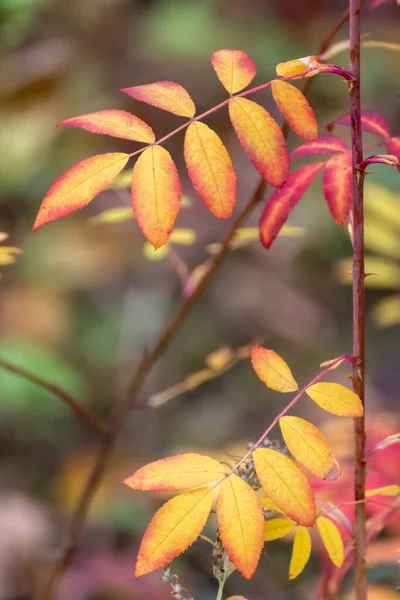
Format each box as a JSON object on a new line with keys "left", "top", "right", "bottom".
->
{"left": 349, "top": 1, "right": 367, "bottom": 599}
{"left": 0, "top": 357, "right": 106, "bottom": 437}
{"left": 42, "top": 7, "right": 357, "bottom": 598}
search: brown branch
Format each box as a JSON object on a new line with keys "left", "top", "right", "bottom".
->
{"left": 0, "top": 357, "right": 106, "bottom": 437}
{"left": 349, "top": 1, "right": 367, "bottom": 599}
{"left": 42, "top": 8, "right": 356, "bottom": 599}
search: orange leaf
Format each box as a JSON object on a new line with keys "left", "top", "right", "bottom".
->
{"left": 122, "top": 81, "right": 196, "bottom": 118}
{"left": 33, "top": 153, "right": 129, "bottom": 230}
{"left": 135, "top": 487, "right": 213, "bottom": 577}
{"left": 251, "top": 346, "right": 298, "bottom": 392}
{"left": 131, "top": 146, "right": 181, "bottom": 248}
{"left": 58, "top": 110, "right": 155, "bottom": 143}
{"left": 123, "top": 453, "right": 226, "bottom": 492}
{"left": 211, "top": 50, "right": 257, "bottom": 94}
{"left": 323, "top": 151, "right": 353, "bottom": 225}
{"left": 184, "top": 121, "right": 237, "bottom": 219}
{"left": 259, "top": 162, "right": 324, "bottom": 248}
{"left": 217, "top": 475, "right": 264, "bottom": 579}
{"left": 253, "top": 449, "right": 317, "bottom": 527}
{"left": 271, "top": 80, "right": 318, "bottom": 141}
{"left": 317, "top": 516, "right": 344, "bottom": 567}
{"left": 228, "top": 97, "right": 289, "bottom": 187}
{"left": 306, "top": 382, "right": 363, "bottom": 417}
{"left": 289, "top": 526, "right": 312, "bottom": 579}
{"left": 279, "top": 416, "right": 341, "bottom": 480}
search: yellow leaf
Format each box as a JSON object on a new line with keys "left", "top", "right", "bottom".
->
{"left": 253, "top": 449, "right": 316, "bottom": 526}
{"left": 135, "top": 487, "right": 213, "bottom": 577}
{"left": 217, "top": 475, "right": 264, "bottom": 579}
{"left": 372, "top": 295, "right": 400, "bottom": 328}
{"left": 142, "top": 242, "right": 170, "bottom": 261}
{"left": 90, "top": 206, "right": 134, "bottom": 225}
{"left": 366, "top": 485, "right": 400, "bottom": 497}
{"left": 279, "top": 416, "right": 340, "bottom": 480}
{"left": 170, "top": 228, "right": 197, "bottom": 245}
{"left": 306, "top": 382, "right": 363, "bottom": 417}
{"left": 123, "top": 453, "right": 226, "bottom": 492}
{"left": 317, "top": 516, "right": 344, "bottom": 567}
{"left": 289, "top": 526, "right": 312, "bottom": 579}
{"left": 265, "top": 518, "right": 294, "bottom": 541}
{"left": 251, "top": 346, "right": 298, "bottom": 393}
{"left": 260, "top": 497, "right": 285, "bottom": 514}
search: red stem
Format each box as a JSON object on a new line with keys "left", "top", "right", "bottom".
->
{"left": 349, "top": 0, "right": 367, "bottom": 598}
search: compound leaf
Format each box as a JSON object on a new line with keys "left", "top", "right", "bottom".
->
{"left": 327, "top": 110, "right": 390, "bottom": 139}
{"left": 279, "top": 416, "right": 340, "bottom": 480}
{"left": 211, "top": 49, "right": 257, "bottom": 94}
{"left": 123, "top": 453, "right": 226, "bottom": 492}
{"left": 253, "top": 449, "right": 317, "bottom": 527}
{"left": 271, "top": 80, "right": 318, "bottom": 141}
{"left": 229, "top": 97, "right": 289, "bottom": 188}
{"left": 251, "top": 346, "right": 298, "bottom": 392}
{"left": 58, "top": 109, "right": 155, "bottom": 143}
{"left": 131, "top": 145, "right": 181, "bottom": 248}
{"left": 184, "top": 121, "right": 236, "bottom": 218}
{"left": 291, "top": 135, "right": 347, "bottom": 158}
{"left": 217, "top": 474, "right": 264, "bottom": 579}
{"left": 306, "top": 382, "right": 363, "bottom": 417}
{"left": 317, "top": 516, "right": 344, "bottom": 567}
{"left": 265, "top": 518, "right": 294, "bottom": 541}
{"left": 135, "top": 487, "right": 213, "bottom": 577}
{"left": 289, "top": 526, "right": 312, "bottom": 579}
{"left": 33, "top": 153, "right": 129, "bottom": 230}
{"left": 323, "top": 151, "right": 353, "bottom": 225}
{"left": 122, "top": 81, "right": 196, "bottom": 118}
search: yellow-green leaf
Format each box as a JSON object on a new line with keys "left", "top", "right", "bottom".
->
{"left": 217, "top": 475, "right": 264, "bottom": 579}
{"left": 366, "top": 485, "right": 400, "bottom": 497}
{"left": 289, "top": 526, "right": 312, "bottom": 579}
{"left": 90, "top": 206, "right": 134, "bottom": 225}
{"left": 251, "top": 346, "right": 298, "bottom": 393}
{"left": 316, "top": 516, "right": 344, "bottom": 567}
{"left": 279, "top": 416, "right": 340, "bottom": 480}
{"left": 265, "top": 518, "right": 294, "bottom": 541}
{"left": 135, "top": 487, "right": 213, "bottom": 577}
{"left": 253, "top": 449, "right": 316, "bottom": 526}
{"left": 306, "top": 382, "right": 363, "bottom": 417}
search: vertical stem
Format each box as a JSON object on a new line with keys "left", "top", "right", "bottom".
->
{"left": 349, "top": 1, "right": 367, "bottom": 599}
{"left": 216, "top": 580, "right": 225, "bottom": 600}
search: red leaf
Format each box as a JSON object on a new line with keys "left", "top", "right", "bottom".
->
{"left": 291, "top": 135, "right": 347, "bottom": 158}
{"left": 327, "top": 111, "right": 390, "bottom": 139}
{"left": 386, "top": 137, "right": 400, "bottom": 160}
{"left": 57, "top": 110, "right": 155, "bottom": 143}
{"left": 211, "top": 49, "right": 257, "bottom": 94}
{"left": 323, "top": 151, "right": 353, "bottom": 226}
{"left": 259, "top": 162, "right": 324, "bottom": 248}
{"left": 121, "top": 81, "right": 196, "bottom": 118}
{"left": 131, "top": 146, "right": 181, "bottom": 248}
{"left": 184, "top": 121, "right": 237, "bottom": 218}
{"left": 33, "top": 153, "right": 130, "bottom": 230}
{"left": 229, "top": 97, "right": 289, "bottom": 187}
{"left": 271, "top": 80, "right": 318, "bottom": 141}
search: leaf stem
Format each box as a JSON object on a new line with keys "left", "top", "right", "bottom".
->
{"left": 216, "top": 580, "right": 225, "bottom": 600}
{"left": 349, "top": 0, "right": 367, "bottom": 598}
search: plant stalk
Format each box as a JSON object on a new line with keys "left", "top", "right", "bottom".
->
{"left": 349, "top": 0, "right": 367, "bottom": 598}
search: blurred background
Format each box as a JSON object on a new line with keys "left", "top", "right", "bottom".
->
{"left": 0, "top": 0, "right": 400, "bottom": 598}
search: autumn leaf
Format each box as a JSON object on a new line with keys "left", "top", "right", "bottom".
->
{"left": 264, "top": 518, "right": 294, "bottom": 541}
{"left": 135, "top": 487, "right": 213, "bottom": 577}
{"left": 306, "top": 382, "right": 363, "bottom": 417}
{"left": 291, "top": 134, "right": 347, "bottom": 158}
{"left": 279, "top": 416, "right": 340, "bottom": 480}
{"left": 123, "top": 453, "right": 226, "bottom": 492}
{"left": 271, "top": 80, "right": 318, "bottom": 141}
{"left": 276, "top": 55, "right": 319, "bottom": 78}
{"left": 122, "top": 81, "right": 196, "bottom": 118}
{"left": 386, "top": 137, "right": 400, "bottom": 160}
{"left": 131, "top": 146, "right": 181, "bottom": 248}
{"left": 184, "top": 121, "right": 237, "bottom": 219}
{"left": 253, "top": 449, "right": 317, "bottom": 526}
{"left": 57, "top": 110, "right": 155, "bottom": 143}
{"left": 327, "top": 111, "right": 390, "bottom": 139}
{"left": 366, "top": 485, "right": 400, "bottom": 497}
{"left": 289, "top": 526, "right": 312, "bottom": 579}
{"left": 317, "top": 516, "right": 344, "bottom": 567}
{"left": 228, "top": 97, "right": 289, "bottom": 188}
{"left": 251, "top": 346, "right": 298, "bottom": 392}
{"left": 323, "top": 151, "right": 353, "bottom": 226}
{"left": 211, "top": 49, "right": 257, "bottom": 94}
{"left": 259, "top": 162, "right": 324, "bottom": 248}
{"left": 261, "top": 497, "right": 285, "bottom": 514}
{"left": 33, "top": 153, "right": 129, "bottom": 230}
{"left": 216, "top": 475, "right": 264, "bottom": 578}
